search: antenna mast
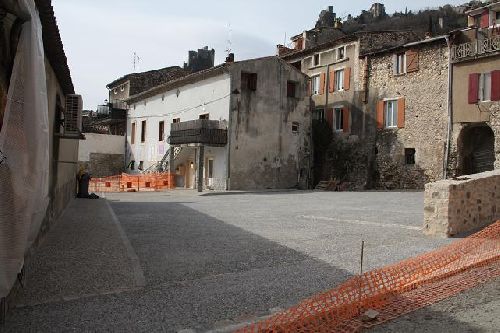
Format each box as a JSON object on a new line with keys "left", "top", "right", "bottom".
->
{"left": 225, "top": 23, "right": 233, "bottom": 57}
{"left": 132, "top": 52, "right": 141, "bottom": 72}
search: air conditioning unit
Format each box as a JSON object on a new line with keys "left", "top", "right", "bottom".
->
{"left": 64, "top": 94, "right": 83, "bottom": 136}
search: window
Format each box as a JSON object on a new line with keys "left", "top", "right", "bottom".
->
{"left": 287, "top": 81, "right": 297, "bottom": 98}
{"left": 384, "top": 100, "right": 398, "bottom": 128}
{"left": 241, "top": 72, "right": 257, "bottom": 91}
{"left": 313, "top": 108, "right": 325, "bottom": 121}
{"left": 292, "top": 122, "right": 299, "bottom": 133}
{"left": 311, "top": 75, "right": 320, "bottom": 95}
{"left": 207, "top": 159, "right": 214, "bottom": 178}
{"left": 474, "top": 15, "right": 481, "bottom": 27}
{"left": 405, "top": 148, "right": 416, "bottom": 165}
{"left": 496, "top": 12, "right": 500, "bottom": 25}
{"left": 120, "top": 85, "right": 125, "bottom": 92}
{"left": 131, "top": 122, "right": 136, "bottom": 144}
{"left": 395, "top": 53, "right": 406, "bottom": 75}
{"left": 172, "top": 118, "right": 180, "bottom": 123}
{"left": 159, "top": 121, "right": 164, "bottom": 141}
{"left": 479, "top": 72, "right": 492, "bottom": 102}
{"left": 199, "top": 114, "right": 209, "bottom": 120}
{"left": 138, "top": 161, "right": 144, "bottom": 170}
{"left": 334, "top": 108, "right": 343, "bottom": 131}
{"left": 313, "top": 54, "right": 320, "bottom": 66}
{"left": 337, "top": 46, "right": 345, "bottom": 60}
{"left": 334, "top": 69, "right": 344, "bottom": 91}
{"left": 141, "top": 120, "right": 146, "bottom": 142}
{"left": 113, "top": 89, "right": 117, "bottom": 95}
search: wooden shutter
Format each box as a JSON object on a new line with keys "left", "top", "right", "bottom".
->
{"left": 329, "top": 70, "right": 335, "bottom": 93}
{"left": 342, "top": 107, "right": 349, "bottom": 133}
{"left": 406, "top": 50, "right": 419, "bottom": 73}
{"left": 480, "top": 10, "right": 490, "bottom": 28}
{"left": 376, "top": 101, "right": 384, "bottom": 129}
{"left": 344, "top": 67, "right": 351, "bottom": 91}
{"left": 307, "top": 80, "right": 312, "bottom": 97}
{"left": 491, "top": 70, "right": 500, "bottom": 101}
{"left": 468, "top": 73, "right": 480, "bottom": 104}
{"left": 397, "top": 98, "right": 405, "bottom": 129}
{"left": 326, "top": 108, "right": 334, "bottom": 129}
{"left": 319, "top": 73, "right": 326, "bottom": 95}
{"left": 131, "top": 123, "right": 136, "bottom": 144}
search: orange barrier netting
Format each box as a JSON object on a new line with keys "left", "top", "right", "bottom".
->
{"left": 89, "top": 173, "right": 175, "bottom": 192}
{"left": 239, "top": 221, "right": 500, "bottom": 333}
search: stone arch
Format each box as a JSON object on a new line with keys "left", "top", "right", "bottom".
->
{"left": 457, "top": 123, "right": 495, "bottom": 176}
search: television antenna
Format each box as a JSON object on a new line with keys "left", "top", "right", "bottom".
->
{"left": 225, "top": 23, "right": 233, "bottom": 56}
{"left": 132, "top": 52, "right": 141, "bottom": 72}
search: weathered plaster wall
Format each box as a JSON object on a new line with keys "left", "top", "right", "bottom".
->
{"left": 127, "top": 73, "right": 231, "bottom": 175}
{"left": 228, "top": 58, "right": 312, "bottom": 190}
{"left": 368, "top": 41, "right": 449, "bottom": 189}
{"left": 424, "top": 169, "right": 500, "bottom": 237}
{"left": 45, "top": 59, "right": 79, "bottom": 224}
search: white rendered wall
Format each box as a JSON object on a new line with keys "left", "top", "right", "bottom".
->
{"left": 78, "top": 133, "right": 125, "bottom": 161}
{"left": 126, "top": 73, "right": 231, "bottom": 173}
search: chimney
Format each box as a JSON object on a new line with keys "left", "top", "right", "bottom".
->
{"left": 328, "top": 6, "right": 333, "bottom": 13}
{"left": 334, "top": 19, "right": 343, "bottom": 29}
{"left": 225, "top": 53, "right": 234, "bottom": 63}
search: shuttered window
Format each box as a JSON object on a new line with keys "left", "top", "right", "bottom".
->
{"left": 131, "top": 122, "right": 136, "bottom": 144}
{"left": 491, "top": 70, "right": 500, "bottom": 101}
{"left": 468, "top": 73, "right": 480, "bottom": 104}
{"left": 406, "top": 50, "right": 419, "bottom": 73}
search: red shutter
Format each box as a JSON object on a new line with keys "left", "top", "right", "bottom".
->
{"left": 397, "top": 98, "right": 405, "bottom": 129}
{"left": 491, "top": 70, "right": 500, "bottom": 101}
{"left": 376, "top": 101, "right": 384, "bottom": 129}
{"left": 319, "top": 73, "right": 326, "bottom": 95}
{"left": 326, "top": 108, "right": 334, "bottom": 129}
{"left": 329, "top": 71, "right": 335, "bottom": 93}
{"left": 342, "top": 107, "right": 349, "bottom": 133}
{"left": 344, "top": 67, "right": 351, "bottom": 91}
{"left": 307, "top": 80, "right": 312, "bottom": 97}
{"left": 480, "top": 10, "right": 490, "bottom": 28}
{"left": 468, "top": 73, "right": 480, "bottom": 104}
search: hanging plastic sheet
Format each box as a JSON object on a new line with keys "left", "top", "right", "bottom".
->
{"left": 0, "top": 0, "right": 49, "bottom": 298}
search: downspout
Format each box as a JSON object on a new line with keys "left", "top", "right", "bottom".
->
{"left": 226, "top": 70, "right": 232, "bottom": 190}
{"left": 443, "top": 35, "right": 453, "bottom": 179}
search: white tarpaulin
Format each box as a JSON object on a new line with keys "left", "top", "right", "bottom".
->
{"left": 0, "top": 0, "right": 49, "bottom": 298}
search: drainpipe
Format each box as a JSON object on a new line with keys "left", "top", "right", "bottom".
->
{"left": 443, "top": 35, "right": 453, "bottom": 179}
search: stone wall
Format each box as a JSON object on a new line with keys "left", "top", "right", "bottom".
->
{"left": 78, "top": 153, "right": 124, "bottom": 178}
{"left": 424, "top": 169, "right": 500, "bottom": 237}
{"left": 368, "top": 40, "right": 449, "bottom": 189}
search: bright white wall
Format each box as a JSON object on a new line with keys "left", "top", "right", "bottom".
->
{"left": 126, "top": 73, "right": 231, "bottom": 170}
{"left": 78, "top": 133, "right": 125, "bottom": 161}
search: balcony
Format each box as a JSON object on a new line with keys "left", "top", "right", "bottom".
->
{"left": 168, "top": 119, "right": 228, "bottom": 146}
{"left": 451, "top": 32, "right": 500, "bottom": 62}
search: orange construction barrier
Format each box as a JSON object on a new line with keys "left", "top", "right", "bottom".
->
{"left": 239, "top": 221, "right": 500, "bottom": 333}
{"left": 89, "top": 173, "right": 175, "bottom": 193}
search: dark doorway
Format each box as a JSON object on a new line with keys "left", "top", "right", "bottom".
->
{"left": 458, "top": 124, "right": 495, "bottom": 175}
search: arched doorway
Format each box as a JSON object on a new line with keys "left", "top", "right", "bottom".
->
{"left": 457, "top": 124, "right": 495, "bottom": 176}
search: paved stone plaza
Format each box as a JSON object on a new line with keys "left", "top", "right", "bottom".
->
{"left": 5, "top": 190, "right": 496, "bottom": 332}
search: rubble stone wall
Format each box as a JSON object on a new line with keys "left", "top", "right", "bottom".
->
{"left": 368, "top": 41, "right": 449, "bottom": 189}
{"left": 424, "top": 169, "right": 500, "bottom": 237}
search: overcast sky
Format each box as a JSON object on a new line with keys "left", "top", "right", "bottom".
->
{"left": 52, "top": 0, "right": 467, "bottom": 109}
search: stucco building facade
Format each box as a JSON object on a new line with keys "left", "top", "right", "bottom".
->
{"left": 125, "top": 56, "right": 312, "bottom": 191}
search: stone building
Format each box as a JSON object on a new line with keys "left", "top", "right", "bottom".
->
{"left": 125, "top": 56, "right": 311, "bottom": 191}
{"left": 447, "top": 2, "right": 500, "bottom": 177}
{"left": 0, "top": 0, "right": 81, "bottom": 312}
{"left": 183, "top": 46, "right": 215, "bottom": 73}
{"left": 280, "top": 31, "right": 420, "bottom": 188}
{"left": 366, "top": 37, "right": 450, "bottom": 189}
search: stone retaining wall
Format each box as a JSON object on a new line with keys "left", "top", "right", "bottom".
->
{"left": 424, "top": 169, "right": 500, "bottom": 237}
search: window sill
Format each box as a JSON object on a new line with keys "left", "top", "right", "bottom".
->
{"left": 393, "top": 72, "right": 406, "bottom": 77}
{"left": 309, "top": 64, "right": 323, "bottom": 70}
{"left": 333, "top": 57, "right": 349, "bottom": 65}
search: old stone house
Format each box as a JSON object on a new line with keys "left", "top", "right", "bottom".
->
{"left": 280, "top": 30, "right": 420, "bottom": 188}
{"left": 366, "top": 37, "right": 450, "bottom": 189}
{"left": 0, "top": 0, "right": 81, "bottom": 313}
{"left": 447, "top": 2, "right": 500, "bottom": 177}
{"left": 125, "top": 56, "right": 311, "bottom": 191}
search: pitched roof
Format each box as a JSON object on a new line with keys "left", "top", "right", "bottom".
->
{"left": 281, "top": 30, "right": 421, "bottom": 60}
{"left": 106, "top": 66, "right": 189, "bottom": 92}
{"left": 35, "top": 0, "right": 74, "bottom": 95}
{"left": 126, "top": 56, "right": 307, "bottom": 104}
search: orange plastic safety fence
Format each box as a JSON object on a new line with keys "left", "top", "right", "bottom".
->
{"left": 239, "top": 221, "right": 500, "bottom": 333}
{"left": 89, "top": 173, "right": 175, "bottom": 193}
